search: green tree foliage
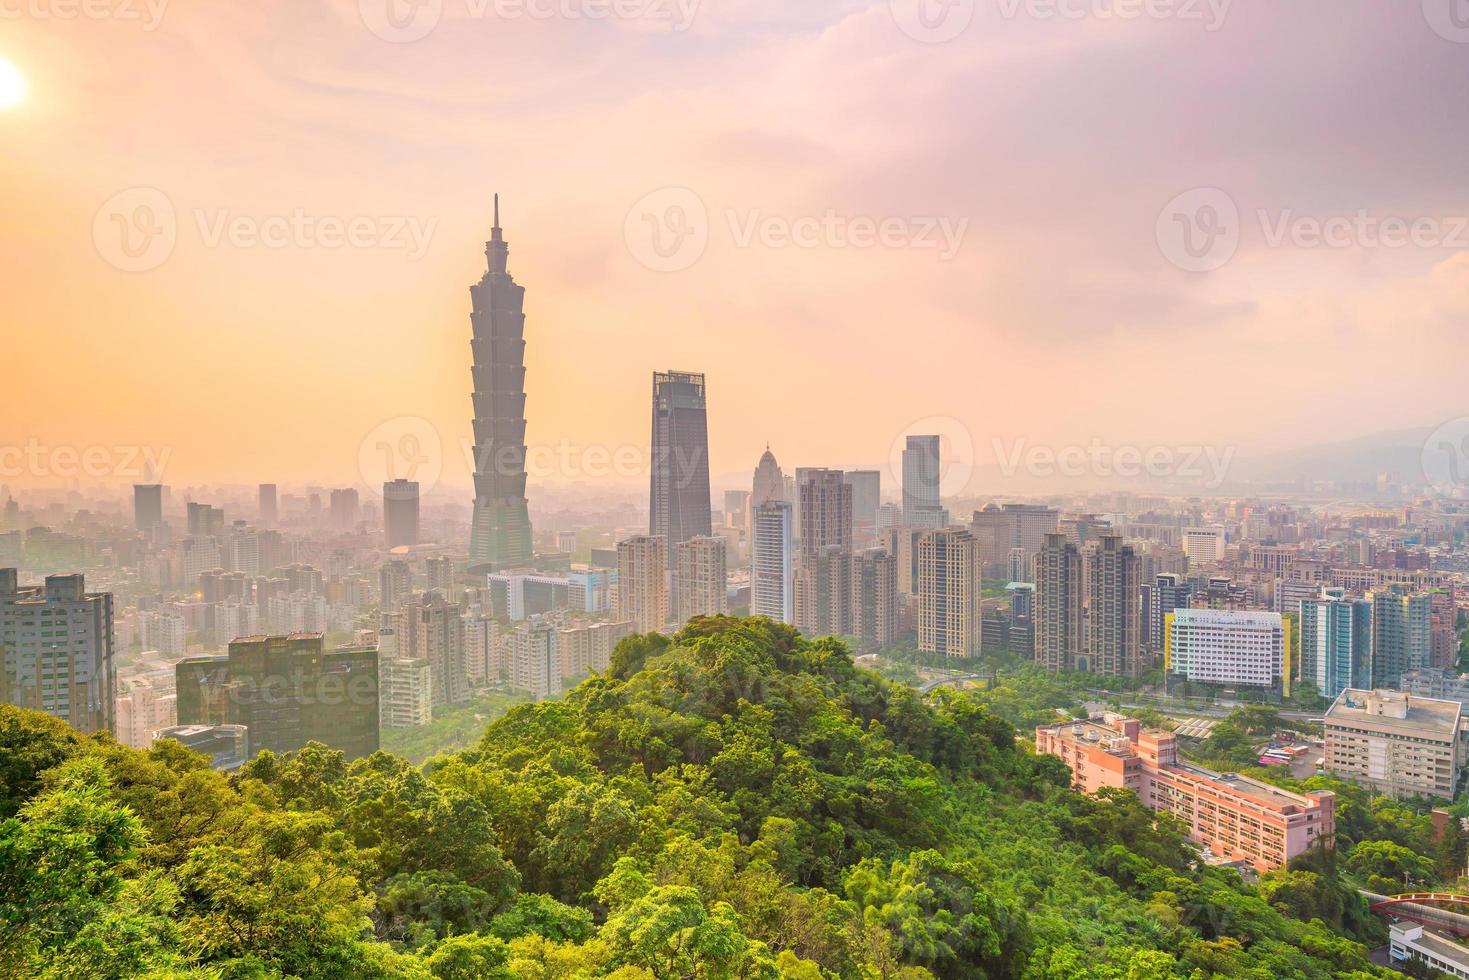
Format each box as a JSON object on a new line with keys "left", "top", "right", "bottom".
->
{"left": 0, "top": 617, "right": 1403, "bottom": 977}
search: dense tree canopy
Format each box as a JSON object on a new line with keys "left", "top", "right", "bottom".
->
{"left": 0, "top": 616, "right": 1400, "bottom": 977}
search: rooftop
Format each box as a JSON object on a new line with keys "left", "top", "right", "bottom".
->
{"left": 1326, "top": 688, "right": 1462, "bottom": 740}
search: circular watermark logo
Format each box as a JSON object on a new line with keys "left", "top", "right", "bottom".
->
{"left": 359, "top": 416, "right": 443, "bottom": 498}
{"left": 93, "top": 187, "right": 177, "bottom": 273}
{"left": 1156, "top": 186, "right": 1239, "bottom": 273}
{"left": 624, "top": 186, "right": 708, "bottom": 272}
{"left": 886, "top": 416, "right": 976, "bottom": 503}
{"left": 1423, "top": 0, "right": 1469, "bottom": 42}
{"left": 1423, "top": 417, "right": 1469, "bottom": 496}
{"left": 359, "top": 0, "right": 443, "bottom": 42}
{"left": 889, "top": 0, "right": 975, "bottom": 43}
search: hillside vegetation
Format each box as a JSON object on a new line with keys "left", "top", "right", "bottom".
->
{"left": 0, "top": 617, "right": 1395, "bottom": 978}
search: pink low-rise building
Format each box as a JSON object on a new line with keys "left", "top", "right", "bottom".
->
{"left": 1036, "top": 714, "right": 1334, "bottom": 872}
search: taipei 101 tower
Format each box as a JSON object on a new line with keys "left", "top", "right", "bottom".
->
{"left": 468, "top": 195, "right": 533, "bottom": 571}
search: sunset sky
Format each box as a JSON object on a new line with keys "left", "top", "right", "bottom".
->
{"left": 3, "top": 1, "right": 1468, "bottom": 495}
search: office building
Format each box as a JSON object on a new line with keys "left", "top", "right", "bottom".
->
{"left": 1165, "top": 609, "right": 1289, "bottom": 696}
{"left": 469, "top": 197, "right": 534, "bottom": 571}
{"left": 916, "top": 528, "right": 981, "bottom": 657}
{"left": 330, "top": 488, "right": 359, "bottom": 530}
{"left": 175, "top": 655, "right": 230, "bottom": 726}
{"left": 384, "top": 479, "right": 420, "bottom": 548}
{"left": 1388, "top": 924, "right": 1469, "bottom": 980}
{"left": 649, "top": 370, "right": 712, "bottom": 547}
{"left": 675, "top": 536, "right": 727, "bottom": 625}
{"left": 0, "top": 570, "right": 115, "bottom": 735}
{"left": 1084, "top": 535, "right": 1143, "bottom": 677}
{"left": 1182, "top": 526, "right": 1227, "bottom": 564}
{"left": 844, "top": 470, "right": 881, "bottom": 545}
{"left": 1324, "top": 689, "right": 1463, "bottom": 800}
{"left": 258, "top": 484, "right": 278, "bottom": 527}
{"left": 750, "top": 502, "right": 794, "bottom": 624}
{"left": 1037, "top": 714, "right": 1335, "bottom": 872}
{"left": 133, "top": 484, "right": 163, "bottom": 530}
{"left": 901, "top": 435, "right": 944, "bottom": 527}
{"left": 1035, "top": 534, "right": 1083, "bottom": 672}
{"left": 1146, "top": 572, "right": 1192, "bottom": 653}
{"left": 1300, "top": 589, "right": 1372, "bottom": 700}
{"left": 223, "top": 634, "right": 379, "bottom": 760}
{"left": 616, "top": 535, "right": 668, "bottom": 633}
{"left": 752, "top": 446, "right": 785, "bottom": 508}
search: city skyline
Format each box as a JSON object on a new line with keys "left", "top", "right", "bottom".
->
{"left": 4, "top": 6, "right": 1469, "bottom": 491}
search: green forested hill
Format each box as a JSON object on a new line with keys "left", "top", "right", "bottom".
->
{"left": 0, "top": 617, "right": 1394, "bottom": 978}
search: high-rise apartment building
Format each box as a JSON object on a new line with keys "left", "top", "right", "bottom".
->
{"left": 401, "top": 592, "right": 468, "bottom": 707}
{"left": 558, "top": 620, "right": 634, "bottom": 681}
{"left": 0, "top": 570, "right": 115, "bottom": 735}
{"left": 378, "top": 560, "right": 413, "bottom": 613}
{"left": 384, "top": 479, "right": 420, "bottom": 548}
{"left": 1147, "top": 572, "right": 1192, "bottom": 653}
{"left": 1369, "top": 586, "right": 1433, "bottom": 689}
{"left": 794, "top": 470, "right": 854, "bottom": 637}
{"left": 133, "top": 484, "right": 163, "bottom": 530}
{"left": 469, "top": 197, "right": 534, "bottom": 571}
{"left": 616, "top": 535, "right": 669, "bottom": 633}
{"left": 674, "top": 536, "right": 727, "bottom": 625}
{"left": 750, "top": 502, "right": 793, "bottom": 624}
{"left": 1084, "top": 535, "right": 1142, "bottom": 677}
{"left": 1035, "top": 533, "right": 1083, "bottom": 672}
{"left": 849, "top": 547, "right": 898, "bottom": 647}
{"left": 1300, "top": 589, "right": 1372, "bottom": 699}
{"left": 378, "top": 655, "right": 432, "bottom": 729}
{"left": 916, "top": 528, "right": 981, "bottom": 657}
{"left": 510, "top": 616, "right": 560, "bottom": 701}
{"left": 649, "top": 370, "right": 712, "bottom": 547}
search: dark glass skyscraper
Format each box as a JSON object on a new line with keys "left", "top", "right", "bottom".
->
{"left": 649, "top": 370, "right": 711, "bottom": 547}
{"left": 469, "top": 196, "right": 533, "bottom": 571}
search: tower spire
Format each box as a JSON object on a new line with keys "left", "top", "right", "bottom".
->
{"left": 485, "top": 192, "right": 508, "bottom": 275}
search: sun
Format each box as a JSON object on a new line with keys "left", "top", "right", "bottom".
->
{"left": 0, "top": 58, "right": 26, "bottom": 110}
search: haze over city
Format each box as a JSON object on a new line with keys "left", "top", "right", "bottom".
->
{"left": 5, "top": 3, "right": 1469, "bottom": 979}
{"left": 4, "top": 2, "right": 1469, "bottom": 492}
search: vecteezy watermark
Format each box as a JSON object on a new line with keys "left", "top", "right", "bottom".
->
{"left": 993, "top": 438, "right": 1235, "bottom": 488}
{"left": 93, "top": 187, "right": 438, "bottom": 272}
{"left": 996, "top": 0, "right": 1231, "bottom": 29}
{"left": 889, "top": 0, "right": 976, "bottom": 43}
{"left": 1157, "top": 186, "right": 1469, "bottom": 273}
{"left": 889, "top": 0, "right": 1229, "bottom": 42}
{"left": 1156, "top": 187, "right": 1239, "bottom": 273}
{"left": 624, "top": 187, "right": 709, "bottom": 273}
{"left": 357, "top": 0, "right": 698, "bottom": 43}
{"left": 0, "top": 439, "right": 173, "bottom": 480}
{"left": 625, "top": 187, "right": 970, "bottom": 272}
{"left": 1423, "top": 418, "right": 1469, "bottom": 497}
{"left": 0, "top": 0, "right": 168, "bottom": 30}
{"left": 886, "top": 417, "right": 977, "bottom": 500}
{"left": 1422, "top": 0, "right": 1469, "bottom": 43}
{"left": 358, "top": 416, "right": 445, "bottom": 500}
